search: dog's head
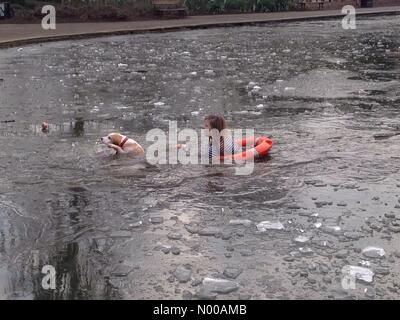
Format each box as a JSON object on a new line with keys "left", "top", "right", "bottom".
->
{"left": 101, "top": 133, "right": 124, "bottom": 146}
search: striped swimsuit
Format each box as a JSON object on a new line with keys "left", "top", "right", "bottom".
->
{"left": 208, "top": 136, "right": 242, "bottom": 159}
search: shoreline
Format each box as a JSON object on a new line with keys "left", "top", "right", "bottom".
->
{"left": 0, "top": 6, "right": 399, "bottom": 49}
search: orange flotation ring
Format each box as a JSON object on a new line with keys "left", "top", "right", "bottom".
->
{"left": 220, "top": 136, "right": 273, "bottom": 161}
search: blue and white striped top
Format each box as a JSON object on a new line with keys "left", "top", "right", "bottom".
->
{"left": 208, "top": 136, "right": 242, "bottom": 159}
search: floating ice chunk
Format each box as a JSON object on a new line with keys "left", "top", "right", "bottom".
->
{"left": 190, "top": 72, "right": 197, "bottom": 76}
{"left": 294, "top": 235, "right": 309, "bottom": 243}
{"left": 229, "top": 219, "right": 252, "bottom": 227}
{"left": 359, "top": 260, "right": 371, "bottom": 267}
{"left": 284, "top": 87, "right": 295, "bottom": 91}
{"left": 202, "top": 277, "right": 239, "bottom": 294}
{"left": 299, "top": 247, "right": 313, "bottom": 254}
{"left": 256, "top": 104, "right": 264, "bottom": 109}
{"left": 282, "top": 49, "right": 291, "bottom": 53}
{"left": 343, "top": 265, "right": 374, "bottom": 283}
{"left": 276, "top": 79, "right": 283, "bottom": 83}
{"left": 362, "top": 246, "right": 385, "bottom": 258}
{"left": 191, "top": 111, "right": 200, "bottom": 116}
{"left": 326, "top": 226, "right": 341, "bottom": 232}
{"left": 314, "top": 222, "right": 322, "bottom": 228}
{"left": 204, "top": 70, "right": 215, "bottom": 76}
{"left": 117, "top": 63, "right": 128, "bottom": 68}
{"left": 256, "top": 221, "right": 284, "bottom": 231}
{"left": 153, "top": 102, "right": 165, "bottom": 107}
{"left": 129, "top": 221, "right": 142, "bottom": 228}
{"left": 236, "top": 110, "right": 254, "bottom": 115}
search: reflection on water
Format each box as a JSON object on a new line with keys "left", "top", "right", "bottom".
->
{"left": 0, "top": 15, "right": 399, "bottom": 300}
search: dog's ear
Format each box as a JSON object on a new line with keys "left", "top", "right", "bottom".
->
{"left": 114, "top": 134, "right": 122, "bottom": 146}
{"left": 109, "top": 133, "right": 119, "bottom": 145}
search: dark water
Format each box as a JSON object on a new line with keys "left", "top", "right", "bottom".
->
{"left": 0, "top": 15, "right": 399, "bottom": 299}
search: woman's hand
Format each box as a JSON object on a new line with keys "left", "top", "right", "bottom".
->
{"left": 176, "top": 144, "right": 187, "bottom": 149}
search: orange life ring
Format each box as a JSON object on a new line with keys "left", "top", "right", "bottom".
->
{"left": 220, "top": 136, "right": 273, "bottom": 161}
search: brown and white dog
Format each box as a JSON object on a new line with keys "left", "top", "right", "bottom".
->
{"left": 101, "top": 133, "right": 145, "bottom": 155}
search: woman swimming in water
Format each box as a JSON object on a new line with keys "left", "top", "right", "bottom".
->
{"left": 176, "top": 115, "right": 241, "bottom": 161}
{"left": 203, "top": 115, "right": 241, "bottom": 159}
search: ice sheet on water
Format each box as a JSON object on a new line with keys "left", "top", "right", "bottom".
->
{"left": 256, "top": 221, "right": 284, "bottom": 231}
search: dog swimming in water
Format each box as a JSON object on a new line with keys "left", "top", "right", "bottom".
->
{"left": 101, "top": 133, "right": 145, "bottom": 156}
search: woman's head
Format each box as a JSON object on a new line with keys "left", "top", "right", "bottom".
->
{"left": 204, "top": 115, "right": 226, "bottom": 132}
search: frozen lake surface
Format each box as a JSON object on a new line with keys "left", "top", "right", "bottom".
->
{"left": 0, "top": 15, "right": 399, "bottom": 299}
